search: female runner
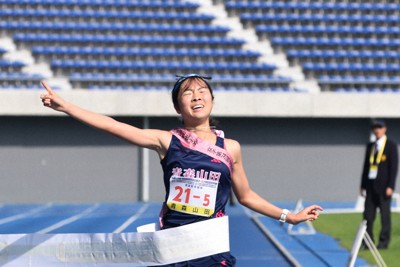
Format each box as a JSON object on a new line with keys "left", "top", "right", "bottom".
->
{"left": 40, "top": 74, "right": 322, "bottom": 266}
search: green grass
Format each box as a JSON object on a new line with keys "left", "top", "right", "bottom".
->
{"left": 313, "top": 212, "right": 400, "bottom": 267}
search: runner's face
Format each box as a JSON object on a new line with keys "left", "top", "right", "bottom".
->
{"left": 176, "top": 78, "right": 213, "bottom": 126}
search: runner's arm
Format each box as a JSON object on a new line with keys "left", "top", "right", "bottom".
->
{"left": 226, "top": 139, "right": 322, "bottom": 225}
{"left": 40, "top": 81, "right": 171, "bottom": 155}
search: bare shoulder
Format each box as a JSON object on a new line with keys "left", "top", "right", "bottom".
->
{"left": 143, "top": 129, "right": 172, "bottom": 159}
{"left": 151, "top": 129, "right": 172, "bottom": 147}
{"left": 138, "top": 128, "right": 171, "bottom": 148}
{"left": 224, "top": 138, "right": 240, "bottom": 148}
{"left": 224, "top": 138, "right": 242, "bottom": 159}
{"left": 160, "top": 129, "right": 173, "bottom": 141}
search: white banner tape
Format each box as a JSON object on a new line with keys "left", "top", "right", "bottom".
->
{"left": 0, "top": 216, "right": 230, "bottom": 266}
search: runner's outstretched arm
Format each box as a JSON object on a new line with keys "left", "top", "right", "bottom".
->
{"left": 40, "top": 81, "right": 170, "bottom": 155}
{"left": 227, "top": 138, "right": 322, "bottom": 225}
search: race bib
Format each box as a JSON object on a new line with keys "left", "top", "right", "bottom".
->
{"left": 368, "top": 165, "right": 378, "bottom": 179}
{"left": 167, "top": 176, "right": 219, "bottom": 217}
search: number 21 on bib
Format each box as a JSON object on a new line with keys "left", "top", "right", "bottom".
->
{"left": 167, "top": 176, "right": 219, "bottom": 217}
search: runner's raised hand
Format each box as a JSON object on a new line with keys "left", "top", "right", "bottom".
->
{"left": 297, "top": 205, "right": 323, "bottom": 223}
{"left": 40, "top": 81, "right": 67, "bottom": 112}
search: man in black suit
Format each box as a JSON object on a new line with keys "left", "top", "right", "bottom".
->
{"left": 360, "top": 119, "right": 398, "bottom": 249}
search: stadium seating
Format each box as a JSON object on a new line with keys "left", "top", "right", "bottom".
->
{"left": 31, "top": 47, "right": 261, "bottom": 63}
{"left": 0, "top": 53, "right": 44, "bottom": 89}
{"left": 0, "top": 72, "right": 44, "bottom": 89}
{"left": 0, "top": 0, "right": 294, "bottom": 91}
{"left": 225, "top": 0, "right": 400, "bottom": 92}
{"left": 0, "top": 9, "right": 215, "bottom": 24}
{"left": 0, "top": 59, "right": 25, "bottom": 71}
{"left": 13, "top": 33, "right": 246, "bottom": 49}
{"left": 240, "top": 13, "right": 399, "bottom": 28}
{"left": 69, "top": 72, "right": 291, "bottom": 91}
{"left": 256, "top": 25, "right": 400, "bottom": 39}
{"left": 225, "top": 2, "right": 400, "bottom": 15}
{"left": 286, "top": 50, "right": 400, "bottom": 64}
{"left": 0, "top": 0, "right": 200, "bottom": 11}
{"left": 0, "top": 0, "right": 399, "bottom": 92}
{"left": 0, "top": 46, "right": 44, "bottom": 89}
{"left": 0, "top": 21, "right": 231, "bottom": 38}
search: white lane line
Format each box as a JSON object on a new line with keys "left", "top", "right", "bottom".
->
{"left": 252, "top": 215, "right": 302, "bottom": 267}
{"left": 113, "top": 204, "right": 149, "bottom": 233}
{"left": 0, "top": 203, "right": 53, "bottom": 225}
{"left": 37, "top": 203, "right": 100, "bottom": 234}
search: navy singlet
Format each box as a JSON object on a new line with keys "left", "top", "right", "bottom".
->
{"left": 160, "top": 129, "right": 233, "bottom": 229}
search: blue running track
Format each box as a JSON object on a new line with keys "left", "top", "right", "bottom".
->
{"left": 0, "top": 202, "right": 368, "bottom": 266}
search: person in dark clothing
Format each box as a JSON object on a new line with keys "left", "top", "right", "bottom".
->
{"left": 360, "top": 119, "right": 398, "bottom": 249}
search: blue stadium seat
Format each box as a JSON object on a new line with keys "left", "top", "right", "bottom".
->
{"left": 287, "top": 50, "right": 400, "bottom": 66}
{"left": 0, "top": 72, "right": 45, "bottom": 89}
{"left": 0, "top": 0, "right": 200, "bottom": 10}
{"left": 319, "top": 75, "right": 400, "bottom": 84}
{"left": 0, "top": 60, "right": 25, "bottom": 71}
{"left": 0, "top": 21, "right": 230, "bottom": 37}
{"left": 226, "top": 1, "right": 400, "bottom": 13}
{"left": 271, "top": 37, "right": 400, "bottom": 48}
{"left": 13, "top": 33, "right": 246, "bottom": 50}
{"left": 256, "top": 24, "right": 399, "bottom": 38}
{"left": 336, "top": 87, "right": 400, "bottom": 93}
{"left": 241, "top": 13, "right": 399, "bottom": 25}
{"left": 51, "top": 60, "right": 276, "bottom": 72}
{"left": 0, "top": 72, "right": 42, "bottom": 79}
{"left": 69, "top": 72, "right": 292, "bottom": 92}
{"left": 31, "top": 46, "right": 260, "bottom": 59}
{"left": 0, "top": 9, "right": 215, "bottom": 23}
{"left": 303, "top": 62, "right": 400, "bottom": 72}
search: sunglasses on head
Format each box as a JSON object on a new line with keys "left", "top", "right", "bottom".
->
{"left": 173, "top": 74, "right": 212, "bottom": 92}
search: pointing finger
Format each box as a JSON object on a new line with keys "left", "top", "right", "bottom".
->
{"left": 41, "top": 81, "right": 54, "bottom": 95}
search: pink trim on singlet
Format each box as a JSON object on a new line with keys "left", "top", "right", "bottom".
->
{"left": 170, "top": 128, "right": 233, "bottom": 174}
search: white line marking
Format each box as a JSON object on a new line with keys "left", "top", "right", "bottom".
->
{"left": 252, "top": 215, "right": 302, "bottom": 267}
{"left": 0, "top": 203, "right": 53, "bottom": 225}
{"left": 113, "top": 204, "right": 149, "bottom": 233}
{"left": 37, "top": 204, "right": 100, "bottom": 234}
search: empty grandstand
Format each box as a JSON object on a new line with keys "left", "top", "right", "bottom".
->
{"left": 1, "top": 0, "right": 399, "bottom": 93}
{"left": 0, "top": 0, "right": 292, "bottom": 92}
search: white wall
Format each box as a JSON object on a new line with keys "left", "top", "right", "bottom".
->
{"left": 2, "top": 90, "right": 400, "bottom": 118}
